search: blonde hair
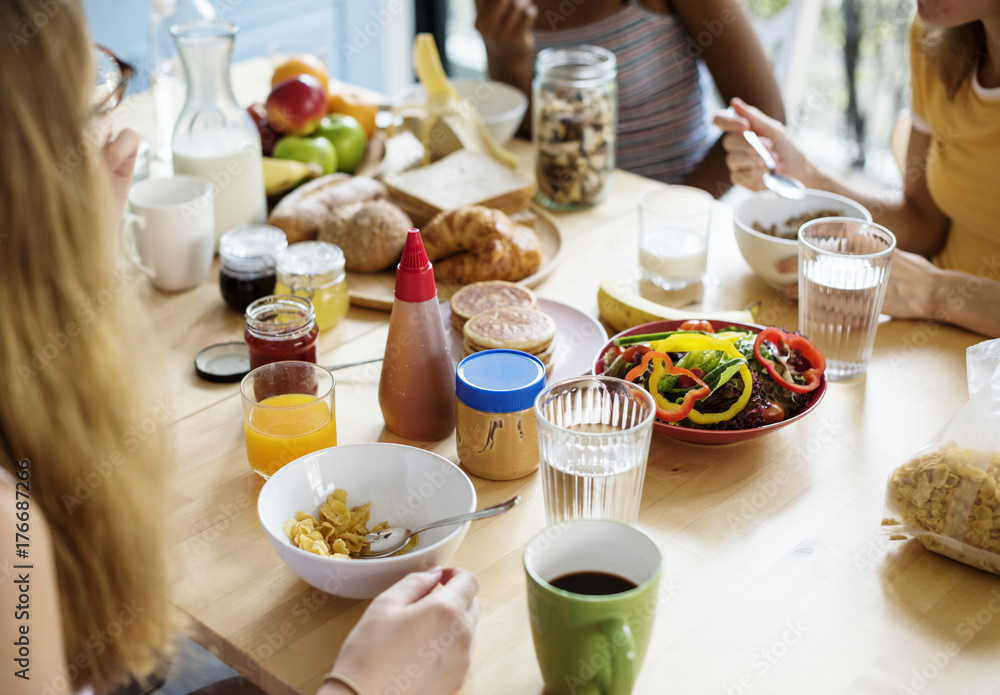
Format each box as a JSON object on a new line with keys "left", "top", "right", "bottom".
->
{"left": 0, "top": 1, "right": 176, "bottom": 692}
{"left": 920, "top": 17, "right": 986, "bottom": 99}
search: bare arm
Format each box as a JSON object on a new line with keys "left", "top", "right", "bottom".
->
{"left": 0, "top": 474, "right": 71, "bottom": 695}
{"left": 714, "top": 100, "right": 950, "bottom": 255}
{"left": 672, "top": 0, "right": 786, "bottom": 196}
{"left": 475, "top": 0, "right": 536, "bottom": 134}
{"left": 803, "top": 127, "right": 950, "bottom": 256}
{"left": 881, "top": 250, "right": 1000, "bottom": 337}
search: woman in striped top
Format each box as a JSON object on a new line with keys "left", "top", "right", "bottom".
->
{"left": 475, "top": 0, "right": 785, "bottom": 196}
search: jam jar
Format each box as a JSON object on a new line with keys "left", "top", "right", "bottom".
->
{"left": 244, "top": 295, "right": 319, "bottom": 369}
{"left": 455, "top": 350, "right": 547, "bottom": 480}
{"left": 219, "top": 225, "right": 288, "bottom": 312}
{"left": 273, "top": 241, "right": 349, "bottom": 332}
{"left": 533, "top": 45, "right": 617, "bottom": 210}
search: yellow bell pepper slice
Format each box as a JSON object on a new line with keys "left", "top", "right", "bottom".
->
{"left": 685, "top": 364, "right": 754, "bottom": 424}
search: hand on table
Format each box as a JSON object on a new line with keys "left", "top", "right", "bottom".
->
{"left": 326, "top": 567, "right": 480, "bottom": 695}
{"left": 713, "top": 97, "right": 809, "bottom": 191}
{"left": 475, "top": 0, "right": 537, "bottom": 57}
{"left": 880, "top": 249, "right": 939, "bottom": 320}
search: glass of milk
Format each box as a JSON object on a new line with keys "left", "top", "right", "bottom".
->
{"left": 637, "top": 186, "right": 714, "bottom": 290}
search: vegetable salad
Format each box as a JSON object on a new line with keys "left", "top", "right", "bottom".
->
{"left": 599, "top": 321, "right": 826, "bottom": 430}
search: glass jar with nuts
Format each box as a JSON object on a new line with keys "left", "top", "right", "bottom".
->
{"left": 533, "top": 45, "right": 617, "bottom": 210}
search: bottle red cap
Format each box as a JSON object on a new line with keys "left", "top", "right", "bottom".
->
{"left": 394, "top": 228, "right": 438, "bottom": 303}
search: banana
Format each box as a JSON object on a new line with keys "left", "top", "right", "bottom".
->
{"left": 598, "top": 275, "right": 755, "bottom": 333}
{"left": 411, "top": 34, "right": 519, "bottom": 169}
{"left": 263, "top": 157, "right": 322, "bottom": 197}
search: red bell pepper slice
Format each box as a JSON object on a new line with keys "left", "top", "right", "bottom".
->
{"left": 753, "top": 327, "right": 826, "bottom": 394}
{"left": 624, "top": 351, "right": 711, "bottom": 423}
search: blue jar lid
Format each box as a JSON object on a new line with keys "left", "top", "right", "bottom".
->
{"left": 456, "top": 350, "right": 547, "bottom": 414}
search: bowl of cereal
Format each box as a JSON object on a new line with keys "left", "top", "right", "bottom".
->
{"left": 733, "top": 189, "right": 871, "bottom": 290}
{"left": 257, "top": 442, "right": 477, "bottom": 599}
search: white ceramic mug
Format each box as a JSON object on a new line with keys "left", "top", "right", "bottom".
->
{"left": 121, "top": 175, "right": 215, "bottom": 292}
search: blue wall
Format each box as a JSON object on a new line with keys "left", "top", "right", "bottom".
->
{"left": 82, "top": 0, "right": 391, "bottom": 93}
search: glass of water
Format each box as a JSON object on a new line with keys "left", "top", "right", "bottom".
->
{"left": 638, "top": 185, "right": 714, "bottom": 290}
{"left": 798, "top": 218, "right": 896, "bottom": 381}
{"left": 534, "top": 376, "right": 656, "bottom": 525}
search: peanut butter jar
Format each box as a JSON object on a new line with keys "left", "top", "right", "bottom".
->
{"left": 455, "top": 350, "right": 547, "bottom": 480}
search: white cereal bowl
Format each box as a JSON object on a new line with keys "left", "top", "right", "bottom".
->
{"left": 394, "top": 79, "right": 528, "bottom": 144}
{"left": 257, "top": 442, "right": 477, "bottom": 599}
{"left": 733, "top": 189, "right": 872, "bottom": 290}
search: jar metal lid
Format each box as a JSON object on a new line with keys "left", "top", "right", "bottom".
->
{"left": 277, "top": 241, "right": 346, "bottom": 277}
{"left": 535, "top": 45, "right": 617, "bottom": 87}
{"left": 456, "top": 350, "right": 547, "bottom": 413}
{"left": 219, "top": 224, "right": 288, "bottom": 274}
{"left": 194, "top": 342, "right": 251, "bottom": 383}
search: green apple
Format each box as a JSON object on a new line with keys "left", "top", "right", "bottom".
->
{"left": 316, "top": 115, "right": 367, "bottom": 173}
{"left": 272, "top": 135, "right": 337, "bottom": 175}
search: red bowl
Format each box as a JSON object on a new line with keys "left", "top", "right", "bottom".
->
{"left": 592, "top": 319, "right": 827, "bottom": 445}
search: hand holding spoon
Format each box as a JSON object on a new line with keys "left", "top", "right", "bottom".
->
{"left": 742, "top": 130, "right": 806, "bottom": 200}
{"left": 356, "top": 495, "right": 521, "bottom": 559}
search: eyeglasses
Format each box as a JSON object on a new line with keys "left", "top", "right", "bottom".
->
{"left": 91, "top": 44, "right": 135, "bottom": 117}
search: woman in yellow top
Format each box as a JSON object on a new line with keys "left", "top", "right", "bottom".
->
{"left": 714, "top": 3, "right": 1000, "bottom": 337}
{"left": 0, "top": 2, "right": 478, "bottom": 694}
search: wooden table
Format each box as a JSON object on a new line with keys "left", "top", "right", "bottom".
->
{"left": 119, "top": 66, "right": 1000, "bottom": 695}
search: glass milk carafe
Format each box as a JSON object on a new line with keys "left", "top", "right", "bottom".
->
{"left": 170, "top": 19, "right": 266, "bottom": 244}
{"left": 148, "top": 0, "right": 217, "bottom": 162}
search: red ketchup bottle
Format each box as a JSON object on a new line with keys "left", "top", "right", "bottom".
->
{"left": 378, "top": 229, "right": 456, "bottom": 440}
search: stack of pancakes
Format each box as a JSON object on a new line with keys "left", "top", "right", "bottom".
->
{"left": 450, "top": 281, "right": 557, "bottom": 376}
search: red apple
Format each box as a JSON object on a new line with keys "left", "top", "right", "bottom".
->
{"left": 246, "top": 102, "right": 281, "bottom": 156}
{"left": 265, "top": 75, "right": 328, "bottom": 136}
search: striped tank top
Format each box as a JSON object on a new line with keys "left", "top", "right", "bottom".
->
{"left": 534, "top": 0, "right": 713, "bottom": 183}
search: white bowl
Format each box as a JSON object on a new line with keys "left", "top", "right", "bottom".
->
{"left": 733, "top": 189, "right": 872, "bottom": 289}
{"left": 257, "top": 442, "right": 477, "bottom": 599}
{"left": 394, "top": 79, "right": 528, "bottom": 144}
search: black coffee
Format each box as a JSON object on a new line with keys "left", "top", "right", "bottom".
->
{"left": 549, "top": 571, "right": 637, "bottom": 596}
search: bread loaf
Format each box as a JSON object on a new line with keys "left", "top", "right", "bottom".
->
{"left": 268, "top": 174, "right": 387, "bottom": 244}
{"left": 421, "top": 206, "right": 542, "bottom": 283}
{"left": 318, "top": 199, "right": 413, "bottom": 272}
{"left": 383, "top": 149, "right": 535, "bottom": 226}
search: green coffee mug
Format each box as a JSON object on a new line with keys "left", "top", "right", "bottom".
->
{"left": 524, "top": 520, "right": 662, "bottom": 695}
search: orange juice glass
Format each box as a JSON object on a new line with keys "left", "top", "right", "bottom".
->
{"left": 240, "top": 361, "right": 336, "bottom": 478}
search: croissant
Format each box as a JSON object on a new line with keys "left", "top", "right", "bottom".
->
{"left": 421, "top": 206, "right": 542, "bottom": 284}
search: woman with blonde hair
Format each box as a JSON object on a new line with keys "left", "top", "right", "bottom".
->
{"left": 714, "top": 3, "right": 1000, "bottom": 337}
{"left": 0, "top": 2, "right": 479, "bottom": 694}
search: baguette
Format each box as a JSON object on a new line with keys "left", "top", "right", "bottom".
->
{"left": 268, "top": 174, "right": 387, "bottom": 244}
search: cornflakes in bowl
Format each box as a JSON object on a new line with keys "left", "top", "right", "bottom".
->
{"left": 258, "top": 442, "right": 476, "bottom": 598}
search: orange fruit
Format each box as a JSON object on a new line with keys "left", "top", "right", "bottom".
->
{"left": 328, "top": 92, "right": 378, "bottom": 139}
{"left": 271, "top": 55, "right": 329, "bottom": 93}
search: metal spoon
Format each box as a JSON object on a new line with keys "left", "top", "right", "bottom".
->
{"left": 355, "top": 495, "right": 521, "bottom": 559}
{"left": 742, "top": 130, "right": 806, "bottom": 200}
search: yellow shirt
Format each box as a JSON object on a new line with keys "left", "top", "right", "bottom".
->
{"left": 910, "top": 20, "right": 1000, "bottom": 276}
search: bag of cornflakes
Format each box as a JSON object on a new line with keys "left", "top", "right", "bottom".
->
{"left": 882, "top": 338, "right": 1000, "bottom": 573}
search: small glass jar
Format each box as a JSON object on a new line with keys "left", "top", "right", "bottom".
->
{"left": 455, "top": 350, "right": 547, "bottom": 480}
{"left": 244, "top": 295, "right": 319, "bottom": 370}
{"left": 533, "top": 45, "right": 617, "bottom": 210}
{"left": 273, "top": 241, "right": 349, "bottom": 332}
{"left": 219, "top": 225, "right": 288, "bottom": 313}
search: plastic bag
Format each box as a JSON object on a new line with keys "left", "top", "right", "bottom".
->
{"left": 882, "top": 337, "right": 1000, "bottom": 574}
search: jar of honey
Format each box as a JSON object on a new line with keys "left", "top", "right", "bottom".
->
{"left": 273, "top": 241, "right": 349, "bottom": 332}
{"left": 244, "top": 295, "right": 319, "bottom": 369}
{"left": 219, "top": 225, "right": 288, "bottom": 312}
{"left": 455, "top": 350, "right": 547, "bottom": 480}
